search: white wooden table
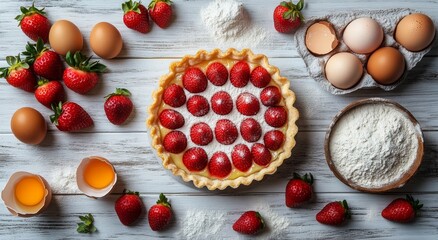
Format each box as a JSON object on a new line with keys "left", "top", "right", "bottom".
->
{"left": 1, "top": 0, "right": 438, "bottom": 239}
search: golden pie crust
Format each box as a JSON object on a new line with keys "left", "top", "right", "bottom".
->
{"left": 147, "top": 48, "right": 299, "bottom": 190}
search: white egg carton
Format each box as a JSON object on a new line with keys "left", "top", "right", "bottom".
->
{"left": 294, "top": 8, "right": 435, "bottom": 95}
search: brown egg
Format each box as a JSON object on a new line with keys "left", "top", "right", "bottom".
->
{"left": 49, "top": 20, "right": 84, "bottom": 56}
{"left": 305, "top": 21, "right": 339, "bottom": 55}
{"left": 10, "top": 107, "right": 47, "bottom": 145}
{"left": 90, "top": 22, "right": 123, "bottom": 59}
{"left": 367, "top": 47, "right": 405, "bottom": 85}
{"left": 395, "top": 13, "right": 436, "bottom": 52}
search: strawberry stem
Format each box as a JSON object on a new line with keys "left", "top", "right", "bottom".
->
{"left": 157, "top": 193, "right": 171, "bottom": 208}
{"left": 0, "top": 55, "right": 29, "bottom": 78}
{"left": 148, "top": 0, "right": 172, "bottom": 10}
{"left": 122, "top": 0, "right": 142, "bottom": 14}
{"left": 123, "top": 189, "right": 140, "bottom": 196}
{"left": 281, "top": 0, "right": 304, "bottom": 21}
{"left": 15, "top": 2, "right": 47, "bottom": 26}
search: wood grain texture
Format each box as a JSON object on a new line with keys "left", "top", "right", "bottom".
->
{"left": 0, "top": 0, "right": 437, "bottom": 239}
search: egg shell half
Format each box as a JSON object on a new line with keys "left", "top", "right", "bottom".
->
{"left": 49, "top": 20, "right": 84, "bottom": 56}
{"left": 1, "top": 172, "right": 52, "bottom": 217}
{"left": 395, "top": 13, "right": 436, "bottom": 52}
{"left": 10, "top": 107, "right": 47, "bottom": 145}
{"left": 89, "top": 22, "right": 123, "bottom": 59}
{"left": 305, "top": 21, "right": 339, "bottom": 55}
{"left": 76, "top": 156, "right": 117, "bottom": 198}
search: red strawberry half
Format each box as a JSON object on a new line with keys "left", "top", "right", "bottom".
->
{"left": 0, "top": 55, "right": 37, "bottom": 92}
{"left": 206, "top": 62, "right": 228, "bottom": 86}
{"left": 215, "top": 119, "right": 238, "bottom": 145}
{"left": 148, "top": 193, "right": 172, "bottom": 231}
{"left": 182, "top": 67, "right": 207, "bottom": 93}
{"left": 190, "top": 122, "right": 213, "bottom": 146}
{"left": 316, "top": 200, "right": 350, "bottom": 226}
{"left": 183, "top": 147, "right": 208, "bottom": 171}
{"left": 122, "top": 0, "right": 150, "bottom": 33}
{"left": 251, "top": 143, "right": 271, "bottom": 166}
{"left": 240, "top": 118, "right": 262, "bottom": 143}
{"left": 265, "top": 106, "right": 287, "bottom": 127}
{"left": 250, "top": 66, "right": 271, "bottom": 88}
{"left": 163, "top": 84, "right": 186, "bottom": 107}
{"left": 15, "top": 3, "right": 51, "bottom": 42}
{"left": 230, "top": 61, "right": 250, "bottom": 88}
{"left": 260, "top": 86, "right": 281, "bottom": 106}
{"left": 285, "top": 172, "right": 313, "bottom": 208}
{"left": 273, "top": 0, "right": 304, "bottom": 33}
{"left": 159, "top": 109, "right": 185, "bottom": 129}
{"left": 231, "top": 144, "right": 252, "bottom": 172}
{"left": 115, "top": 189, "right": 143, "bottom": 226}
{"left": 163, "top": 131, "right": 187, "bottom": 154}
{"left": 236, "top": 93, "right": 260, "bottom": 116}
{"left": 35, "top": 79, "right": 66, "bottom": 108}
{"left": 208, "top": 151, "right": 232, "bottom": 178}
{"left": 233, "top": 211, "right": 265, "bottom": 235}
{"left": 264, "top": 130, "right": 285, "bottom": 150}
{"left": 211, "top": 91, "right": 233, "bottom": 115}
{"left": 22, "top": 38, "right": 63, "bottom": 80}
{"left": 148, "top": 0, "right": 173, "bottom": 29}
{"left": 50, "top": 102, "right": 93, "bottom": 132}
{"left": 381, "top": 195, "right": 423, "bottom": 223}
{"left": 104, "top": 88, "right": 134, "bottom": 125}
{"left": 187, "top": 95, "right": 210, "bottom": 117}
{"left": 63, "top": 51, "right": 106, "bottom": 94}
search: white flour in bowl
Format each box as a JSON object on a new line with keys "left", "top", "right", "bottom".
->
{"left": 200, "top": 0, "right": 268, "bottom": 49}
{"left": 329, "top": 103, "right": 419, "bottom": 189}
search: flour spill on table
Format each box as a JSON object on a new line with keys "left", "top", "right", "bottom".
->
{"left": 200, "top": 0, "right": 269, "bottom": 49}
{"left": 178, "top": 209, "right": 226, "bottom": 240}
{"left": 49, "top": 166, "right": 79, "bottom": 194}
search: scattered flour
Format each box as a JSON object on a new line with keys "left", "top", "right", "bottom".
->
{"left": 329, "top": 103, "right": 419, "bottom": 189}
{"left": 178, "top": 209, "right": 226, "bottom": 240}
{"left": 48, "top": 166, "right": 79, "bottom": 194}
{"left": 178, "top": 204, "right": 290, "bottom": 240}
{"left": 200, "top": 0, "right": 269, "bottom": 49}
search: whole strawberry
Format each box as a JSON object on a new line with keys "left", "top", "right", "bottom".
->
{"left": 273, "top": 0, "right": 304, "bottom": 33}
{"left": 104, "top": 88, "right": 134, "bottom": 125}
{"left": 122, "top": 0, "right": 150, "bottom": 33}
{"left": 381, "top": 195, "right": 423, "bottom": 223}
{"left": 22, "top": 38, "right": 64, "bottom": 80}
{"left": 233, "top": 211, "right": 265, "bottom": 235}
{"left": 316, "top": 200, "right": 350, "bottom": 226}
{"left": 50, "top": 101, "right": 93, "bottom": 131}
{"left": 148, "top": 193, "right": 172, "bottom": 231}
{"left": 35, "top": 79, "right": 66, "bottom": 108}
{"left": 115, "top": 190, "right": 144, "bottom": 226}
{"left": 148, "top": 0, "right": 173, "bottom": 28}
{"left": 63, "top": 51, "right": 106, "bottom": 94}
{"left": 285, "top": 172, "right": 313, "bottom": 208}
{"left": 0, "top": 55, "right": 36, "bottom": 92}
{"left": 15, "top": 3, "right": 51, "bottom": 42}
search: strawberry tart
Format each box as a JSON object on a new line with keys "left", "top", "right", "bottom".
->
{"left": 147, "top": 49, "right": 299, "bottom": 190}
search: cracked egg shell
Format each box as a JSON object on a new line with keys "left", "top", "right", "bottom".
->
{"left": 305, "top": 21, "right": 339, "bottom": 55}
{"left": 1, "top": 172, "right": 52, "bottom": 217}
{"left": 76, "top": 156, "right": 117, "bottom": 198}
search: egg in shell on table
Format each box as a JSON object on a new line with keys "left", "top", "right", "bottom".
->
{"left": 367, "top": 47, "right": 406, "bottom": 85}
{"left": 325, "top": 52, "right": 364, "bottom": 89}
{"left": 10, "top": 107, "right": 47, "bottom": 145}
{"left": 49, "top": 20, "right": 84, "bottom": 56}
{"left": 395, "top": 13, "right": 436, "bottom": 52}
{"left": 89, "top": 22, "right": 123, "bottom": 59}
{"left": 76, "top": 156, "right": 117, "bottom": 198}
{"left": 1, "top": 172, "right": 52, "bottom": 217}
{"left": 343, "top": 17, "right": 384, "bottom": 54}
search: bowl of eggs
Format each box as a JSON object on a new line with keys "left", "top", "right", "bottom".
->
{"left": 295, "top": 8, "right": 436, "bottom": 94}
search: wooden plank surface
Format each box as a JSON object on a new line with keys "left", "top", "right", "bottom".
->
{"left": 0, "top": 0, "right": 437, "bottom": 239}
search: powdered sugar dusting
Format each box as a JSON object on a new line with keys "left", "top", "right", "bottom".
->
{"left": 178, "top": 209, "right": 226, "bottom": 240}
{"left": 200, "top": 0, "right": 269, "bottom": 49}
{"left": 48, "top": 166, "right": 79, "bottom": 194}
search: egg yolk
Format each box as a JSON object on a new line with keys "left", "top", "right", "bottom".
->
{"left": 14, "top": 176, "right": 45, "bottom": 206}
{"left": 83, "top": 159, "right": 115, "bottom": 189}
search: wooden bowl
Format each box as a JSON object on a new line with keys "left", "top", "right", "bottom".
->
{"left": 324, "top": 98, "right": 424, "bottom": 193}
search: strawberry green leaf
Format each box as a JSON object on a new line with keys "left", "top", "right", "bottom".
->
{"left": 157, "top": 193, "right": 171, "bottom": 208}
{"left": 296, "top": 0, "right": 304, "bottom": 11}
{"left": 76, "top": 213, "right": 97, "bottom": 234}
{"left": 65, "top": 51, "right": 107, "bottom": 73}
{"left": 15, "top": 3, "right": 47, "bottom": 25}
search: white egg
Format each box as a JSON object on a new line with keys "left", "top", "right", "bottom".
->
{"left": 343, "top": 17, "right": 384, "bottom": 54}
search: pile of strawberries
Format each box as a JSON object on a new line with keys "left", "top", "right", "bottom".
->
{"left": 0, "top": 3, "right": 134, "bottom": 132}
